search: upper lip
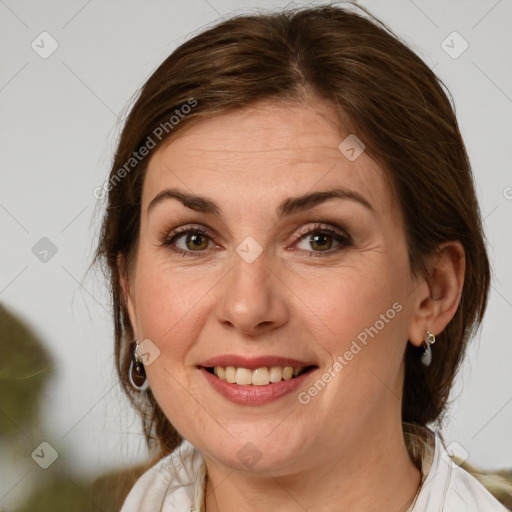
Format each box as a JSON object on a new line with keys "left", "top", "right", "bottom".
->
{"left": 199, "top": 354, "right": 317, "bottom": 369}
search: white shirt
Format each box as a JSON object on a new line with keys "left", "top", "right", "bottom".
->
{"left": 120, "top": 432, "right": 507, "bottom": 512}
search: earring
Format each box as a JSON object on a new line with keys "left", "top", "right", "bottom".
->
{"left": 128, "top": 341, "right": 149, "bottom": 391}
{"left": 420, "top": 331, "right": 436, "bottom": 366}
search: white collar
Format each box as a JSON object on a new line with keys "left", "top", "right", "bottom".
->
{"left": 121, "top": 430, "right": 506, "bottom": 512}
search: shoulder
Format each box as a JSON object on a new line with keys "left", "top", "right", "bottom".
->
{"left": 120, "top": 440, "right": 205, "bottom": 512}
{"left": 415, "top": 433, "right": 508, "bottom": 512}
{"left": 443, "top": 463, "right": 508, "bottom": 511}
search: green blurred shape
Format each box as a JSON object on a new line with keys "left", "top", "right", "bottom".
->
{"left": 457, "top": 457, "right": 512, "bottom": 510}
{"left": 15, "top": 463, "right": 149, "bottom": 512}
{"left": 0, "top": 303, "right": 53, "bottom": 436}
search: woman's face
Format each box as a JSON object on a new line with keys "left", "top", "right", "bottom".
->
{"left": 123, "top": 100, "right": 426, "bottom": 474}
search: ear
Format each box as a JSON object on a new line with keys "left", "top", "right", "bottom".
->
{"left": 408, "top": 241, "right": 465, "bottom": 347}
{"left": 117, "top": 253, "right": 140, "bottom": 341}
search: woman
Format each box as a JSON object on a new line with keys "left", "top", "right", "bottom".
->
{"left": 94, "top": 3, "right": 507, "bottom": 511}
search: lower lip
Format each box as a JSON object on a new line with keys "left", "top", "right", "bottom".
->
{"left": 199, "top": 367, "right": 316, "bottom": 405}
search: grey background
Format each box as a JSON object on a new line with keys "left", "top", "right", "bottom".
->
{"left": 1, "top": 0, "right": 511, "bottom": 507}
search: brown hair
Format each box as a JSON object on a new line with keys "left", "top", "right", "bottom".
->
{"left": 94, "top": 2, "right": 490, "bottom": 458}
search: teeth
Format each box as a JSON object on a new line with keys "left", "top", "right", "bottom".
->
{"left": 212, "top": 365, "right": 304, "bottom": 385}
{"left": 235, "top": 368, "right": 252, "bottom": 385}
{"left": 282, "top": 366, "right": 293, "bottom": 380}
{"left": 225, "top": 366, "right": 236, "bottom": 383}
{"left": 269, "top": 366, "right": 282, "bottom": 383}
{"left": 252, "top": 367, "right": 270, "bottom": 386}
{"left": 214, "top": 366, "right": 226, "bottom": 380}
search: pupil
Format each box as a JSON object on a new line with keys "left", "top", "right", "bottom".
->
{"left": 187, "top": 233, "right": 207, "bottom": 250}
{"left": 312, "top": 234, "right": 331, "bottom": 251}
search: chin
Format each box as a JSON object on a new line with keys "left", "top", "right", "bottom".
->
{"left": 192, "top": 425, "right": 313, "bottom": 474}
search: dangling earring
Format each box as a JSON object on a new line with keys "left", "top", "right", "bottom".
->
{"left": 128, "top": 341, "right": 149, "bottom": 391}
{"left": 421, "top": 331, "right": 436, "bottom": 366}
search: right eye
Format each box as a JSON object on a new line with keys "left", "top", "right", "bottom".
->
{"left": 161, "top": 225, "right": 217, "bottom": 257}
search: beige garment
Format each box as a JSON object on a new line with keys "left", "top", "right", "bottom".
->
{"left": 121, "top": 425, "right": 507, "bottom": 512}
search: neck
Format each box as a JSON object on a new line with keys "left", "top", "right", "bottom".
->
{"left": 204, "top": 422, "right": 421, "bottom": 512}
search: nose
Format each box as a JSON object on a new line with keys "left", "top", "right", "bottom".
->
{"left": 215, "top": 249, "right": 290, "bottom": 337}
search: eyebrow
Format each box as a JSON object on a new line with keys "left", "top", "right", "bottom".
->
{"left": 147, "top": 186, "right": 375, "bottom": 217}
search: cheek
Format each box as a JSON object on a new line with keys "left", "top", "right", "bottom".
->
{"left": 300, "top": 272, "right": 409, "bottom": 418}
{"left": 297, "top": 256, "right": 411, "bottom": 398}
{"left": 300, "top": 260, "right": 404, "bottom": 337}
{"left": 132, "top": 258, "right": 216, "bottom": 429}
{"left": 132, "top": 253, "right": 215, "bottom": 360}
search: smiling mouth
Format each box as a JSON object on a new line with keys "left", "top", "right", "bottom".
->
{"left": 204, "top": 365, "right": 317, "bottom": 386}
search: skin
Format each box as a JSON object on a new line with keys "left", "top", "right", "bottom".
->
{"left": 121, "top": 99, "right": 465, "bottom": 511}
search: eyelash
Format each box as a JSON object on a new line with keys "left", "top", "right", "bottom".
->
{"left": 160, "top": 223, "right": 352, "bottom": 258}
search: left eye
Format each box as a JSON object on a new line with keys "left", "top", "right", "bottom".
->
{"left": 294, "top": 226, "right": 350, "bottom": 254}
{"left": 173, "top": 231, "right": 211, "bottom": 252}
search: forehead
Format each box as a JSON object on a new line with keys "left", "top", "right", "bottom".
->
{"left": 142, "top": 100, "right": 393, "bottom": 219}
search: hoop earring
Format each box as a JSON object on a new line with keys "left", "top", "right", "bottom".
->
{"left": 128, "top": 341, "right": 149, "bottom": 391}
{"left": 421, "top": 331, "right": 436, "bottom": 367}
